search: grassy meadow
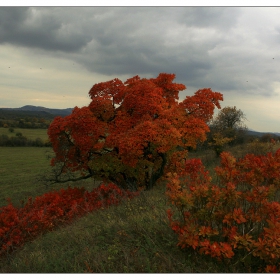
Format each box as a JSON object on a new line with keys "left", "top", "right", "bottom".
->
{"left": 0, "top": 147, "right": 52, "bottom": 207}
{"left": 0, "top": 136, "right": 280, "bottom": 272}
{"left": 0, "top": 146, "right": 97, "bottom": 208}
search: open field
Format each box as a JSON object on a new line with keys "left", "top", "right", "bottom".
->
{"left": 1, "top": 143, "right": 280, "bottom": 272}
{"left": 0, "top": 147, "right": 52, "bottom": 207}
{"left": 0, "top": 127, "right": 49, "bottom": 141}
{"left": 0, "top": 147, "right": 95, "bottom": 208}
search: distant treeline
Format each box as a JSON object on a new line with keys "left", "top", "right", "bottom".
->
{"left": 0, "top": 108, "right": 55, "bottom": 119}
{"left": 0, "top": 119, "right": 51, "bottom": 129}
{"left": 0, "top": 109, "right": 55, "bottom": 129}
{"left": 0, "top": 134, "right": 51, "bottom": 147}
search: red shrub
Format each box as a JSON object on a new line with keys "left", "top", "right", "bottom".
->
{"left": 166, "top": 149, "right": 280, "bottom": 272}
{"left": 0, "top": 183, "right": 138, "bottom": 256}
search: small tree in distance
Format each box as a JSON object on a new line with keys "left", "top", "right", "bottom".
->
{"left": 209, "top": 106, "right": 247, "bottom": 147}
{"left": 48, "top": 73, "right": 223, "bottom": 191}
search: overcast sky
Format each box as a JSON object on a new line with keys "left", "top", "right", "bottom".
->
{"left": 1, "top": 6, "right": 280, "bottom": 132}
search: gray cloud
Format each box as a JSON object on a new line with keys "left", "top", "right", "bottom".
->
{"left": 1, "top": 6, "right": 280, "bottom": 99}
{"left": 68, "top": 7, "right": 235, "bottom": 85}
{"left": 0, "top": 7, "right": 92, "bottom": 51}
{"left": 0, "top": 7, "right": 237, "bottom": 69}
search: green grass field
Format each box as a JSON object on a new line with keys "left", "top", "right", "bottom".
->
{"left": 0, "top": 147, "right": 52, "bottom": 207}
{"left": 0, "top": 127, "right": 49, "bottom": 141}
{"left": 0, "top": 147, "right": 95, "bottom": 208}
{"left": 1, "top": 143, "right": 280, "bottom": 272}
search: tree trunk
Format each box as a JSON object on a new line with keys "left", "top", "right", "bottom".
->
{"left": 145, "top": 153, "right": 167, "bottom": 190}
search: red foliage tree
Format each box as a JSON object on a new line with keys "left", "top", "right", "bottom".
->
{"left": 48, "top": 73, "right": 223, "bottom": 190}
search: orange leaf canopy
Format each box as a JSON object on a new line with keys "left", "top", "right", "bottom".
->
{"left": 48, "top": 73, "right": 223, "bottom": 190}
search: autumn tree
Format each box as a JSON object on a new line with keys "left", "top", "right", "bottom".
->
{"left": 209, "top": 106, "right": 247, "bottom": 146}
{"left": 48, "top": 73, "right": 223, "bottom": 191}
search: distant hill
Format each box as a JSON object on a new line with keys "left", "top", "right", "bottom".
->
{"left": 247, "top": 130, "right": 280, "bottom": 138}
{"left": 0, "top": 105, "right": 73, "bottom": 117}
{"left": 17, "top": 105, "right": 73, "bottom": 117}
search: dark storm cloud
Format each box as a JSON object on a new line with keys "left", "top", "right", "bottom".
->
{"left": 0, "top": 7, "right": 237, "bottom": 69}
{"left": 0, "top": 7, "right": 92, "bottom": 51}
{"left": 68, "top": 7, "right": 237, "bottom": 83}
{"left": 1, "top": 6, "right": 279, "bottom": 98}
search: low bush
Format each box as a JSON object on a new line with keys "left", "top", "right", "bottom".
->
{"left": 166, "top": 149, "right": 280, "bottom": 272}
{"left": 245, "top": 139, "right": 275, "bottom": 156}
{"left": 0, "top": 183, "right": 138, "bottom": 257}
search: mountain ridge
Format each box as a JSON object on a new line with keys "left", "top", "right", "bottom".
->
{"left": 1, "top": 105, "right": 73, "bottom": 117}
